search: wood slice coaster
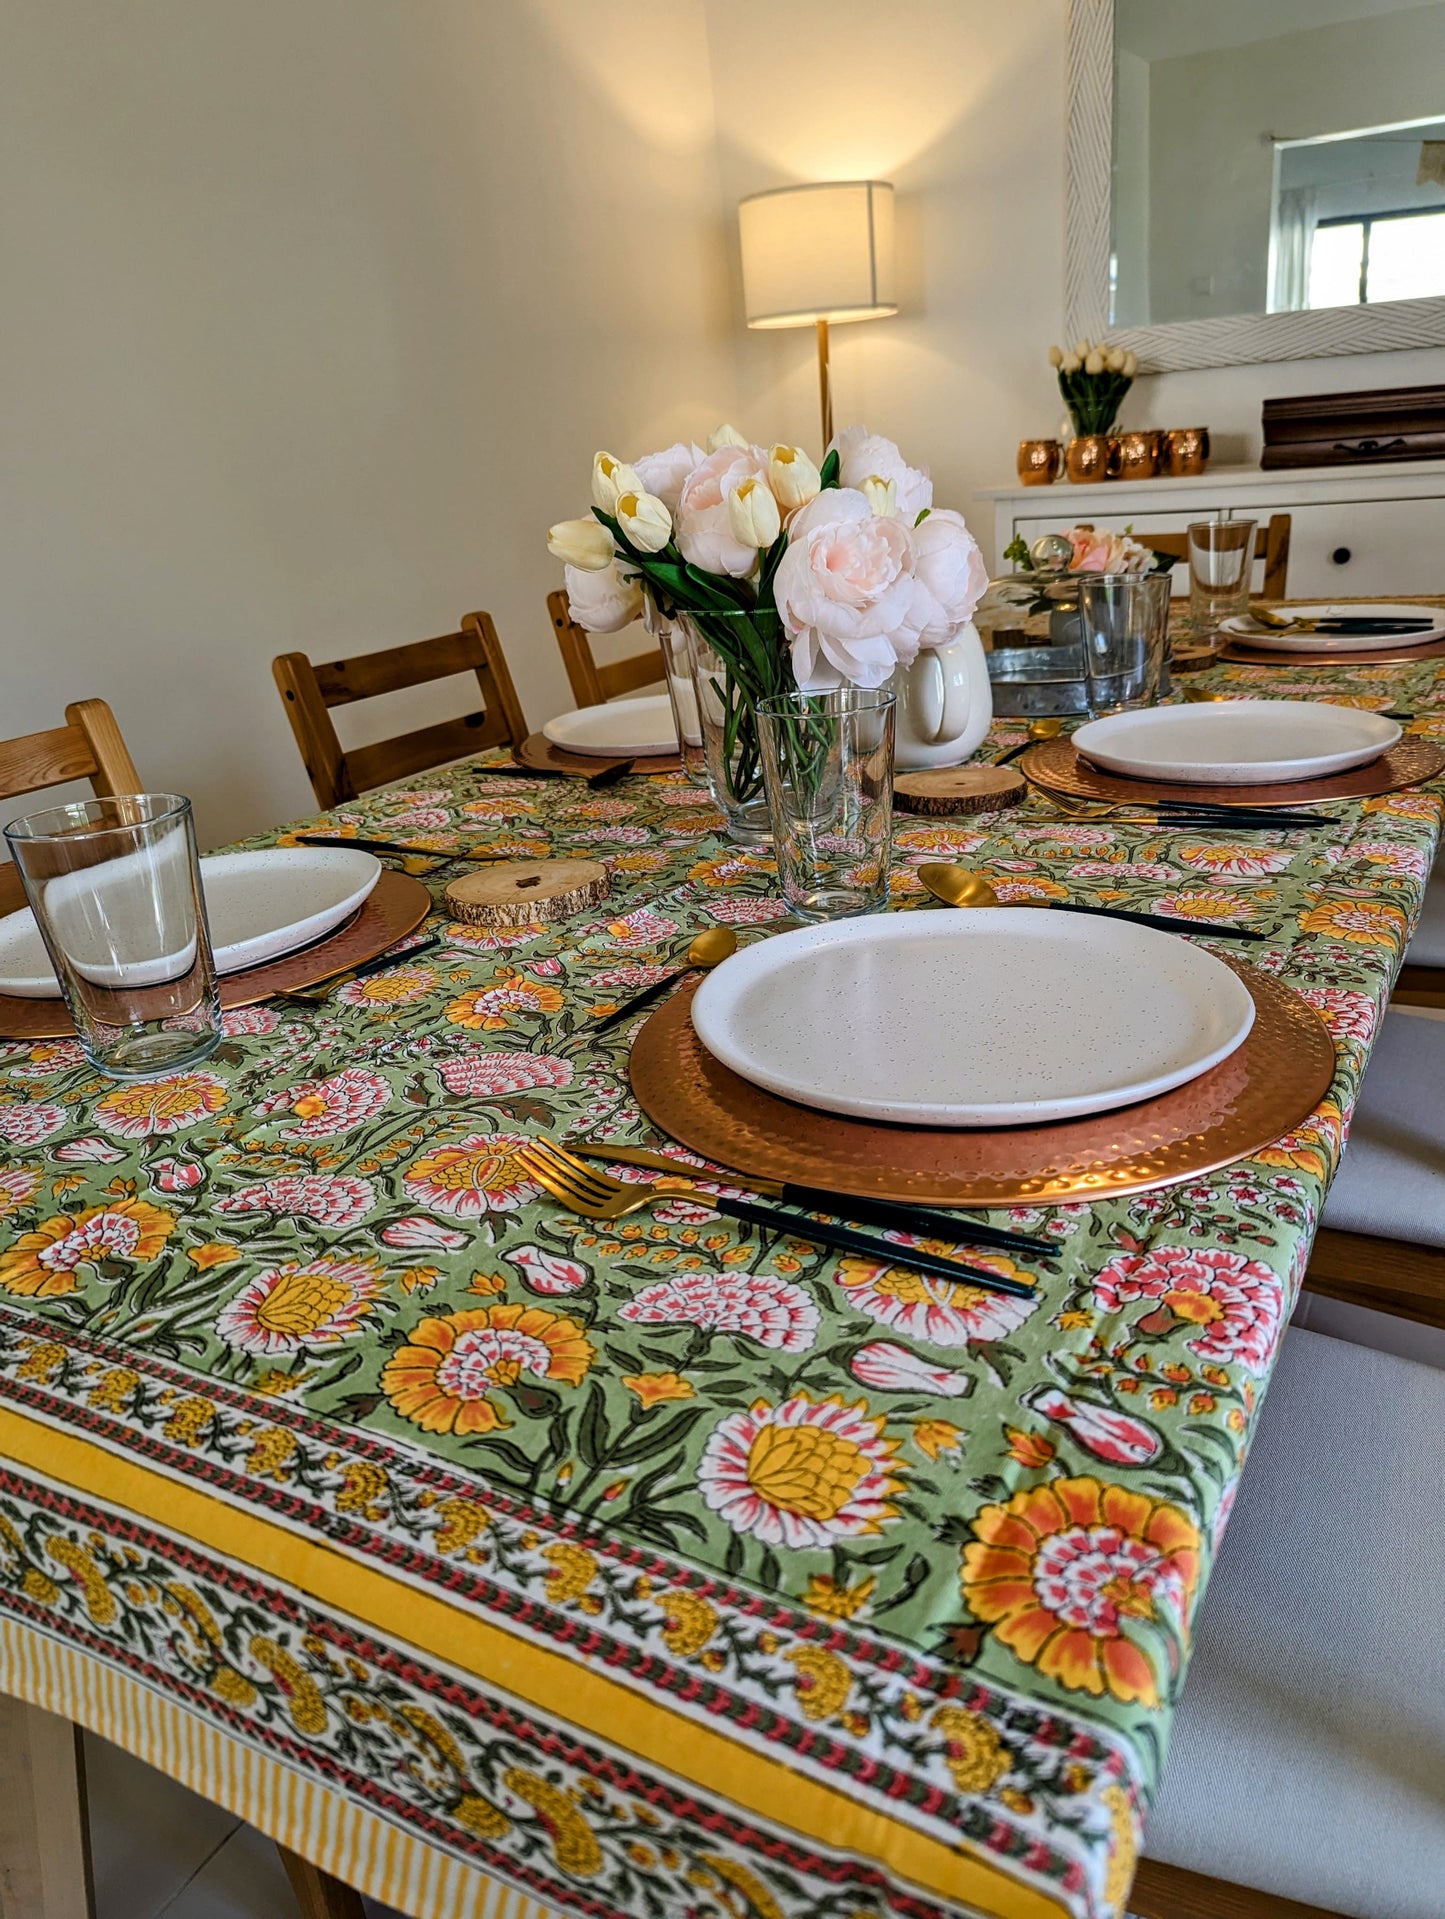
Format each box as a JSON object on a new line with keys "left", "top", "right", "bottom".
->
{"left": 629, "top": 971, "right": 1335, "bottom": 1209}
{"left": 513, "top": 733, "right": 684, "bottom": 778}
{"left": 894, "top": 764, "right": 1026, "bottom": 816}
{"left": 1220, "top": 633, "right": 1445, "bottom": 667}
{"left": 1020, "top": 733, "right": 1445, "bottom": 810}
{"left": 444, "top": 858, "right": 609, "bottom": 926}
{"left": 0, "top": 869, "right": 433, "bottom": 1041}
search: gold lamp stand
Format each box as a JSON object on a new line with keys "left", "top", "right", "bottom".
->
{"left": 816, "top": 317, "right": 833, "bottom": 448}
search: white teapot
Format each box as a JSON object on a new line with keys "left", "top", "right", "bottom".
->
{"left": 890, "top": 624, "right": 993, "bottom": 770}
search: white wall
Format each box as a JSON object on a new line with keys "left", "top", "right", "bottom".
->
{"left": 1, "top": 0, "right": 734, "bottom": 846}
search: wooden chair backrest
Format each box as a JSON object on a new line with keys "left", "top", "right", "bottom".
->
{"left": 1098, "top": 513, "right": 1291, "bottom": 601}
{"left": 272, "top": 611, "right": 529, "bottom": 811}
{"left": 0, "top": 700, "right": 143, "bottom": 914}
{"left": 548, "top": 590, "right": 661, "bottom": 709}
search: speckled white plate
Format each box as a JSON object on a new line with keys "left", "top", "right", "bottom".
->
{"left": 542, "top": 695, "right": 677, "bottom": 758}
{"left": 690, "top": 912, "right": 1255, "bottom": 1128}
{"left": 0, "top": 847, "right": 380, "bottom": 997}
{"left": 1220, "top": 602, "right": 1445, "bottom": 652}
{"left": 1074, "top": 701, "right": 1400, "bottom": 786}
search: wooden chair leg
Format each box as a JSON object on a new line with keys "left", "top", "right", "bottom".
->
{"left": 1390, "top": 962, "right": 1445, "bottom": 1008}
{"left": 1130, "top": 1856, "right": 1347, "bottom": 1918}
{"left": 278, "top": 1843, "right": 368, "bottom": 1919}
{"left": 1304, "top": 1226, "right": 1445, "bottom": 1330}
{"left": 0, "top": 1696, "right": 95, "bottom": 1919}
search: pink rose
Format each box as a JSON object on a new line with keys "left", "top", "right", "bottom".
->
{"left": 675, "top": 444, "right": 770, "bottom": 577}
{"left": 774, "top": 488, "right": 921, "bottom": 689}
{"left": 831, "top": 426, "right": 932, "bottom": 520}
{"left": 908, "top": 509, "right": 989, "bottom": 646}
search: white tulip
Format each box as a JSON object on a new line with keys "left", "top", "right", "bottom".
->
{"left": 1074, "top": 338, "right": 1092, "bottom": 359}
{"left": 1047, "top": 345, "right": 1064, "bottom": 368}
{"left": 615, "top": 490, "right": 672, "bottom": 553}
{"left": 860, "top": 473, "right": 898, "bottom": 518}
{"left": 590, "top": 451, "right": 642, "bottom": 513}
{"left": 725, "top": 476, "right": 781, "bottom": 548}
{"left": 547, "top": 517, "right": 613, "bottom": 570}
{"left": 1123, "top": 350, "right": 1140, "bottom": 378}
{"left": 1084, "top": 349, "right": 1105, "bottom": 375}
{"left": 706, "top": 422, "right": 749, "bottom": 452}
{"left": 1061, "top": 352, "right": 1082, "bottom": 374}
{"left": 767, "top": 443, "right": 821, "bottom": 511}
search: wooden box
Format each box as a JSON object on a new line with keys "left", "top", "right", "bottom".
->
{"left": 1261, "top": 384, "right": 1445, "bottom": 469}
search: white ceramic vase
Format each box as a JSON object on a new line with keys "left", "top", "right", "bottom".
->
{"left": 890, "top": 623, "right": 994, "bottom": 770}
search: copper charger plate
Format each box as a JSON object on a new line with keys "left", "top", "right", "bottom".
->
{"left": 1019, "top": 733, "right": 1445, "bottom": 810}
{"left": 1221, "top": 633, "right": 1445, "bottom": 667}
{"left": 514, "top": 733, "right": 684, "bottom": 778}
{"left": 629, "top": 971, "right": 1335, "bottom": 1209}
{"left": 0, "top": 869, "right": 433, "bottom": 1042}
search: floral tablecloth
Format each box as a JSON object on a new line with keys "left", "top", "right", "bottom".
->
{"left": 0, "top": 653, "right": 1441, "bottom": 1919}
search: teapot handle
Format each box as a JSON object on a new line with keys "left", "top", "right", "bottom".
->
{"left": 913, "top": 648, "right": 971, "bottom": 744}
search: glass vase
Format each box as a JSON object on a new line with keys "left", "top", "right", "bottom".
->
{"left": 644, "top": 597, "right": 707, "bottom": 787}
{"left": 679, "top": 610, "right": 784, "bottom": 845}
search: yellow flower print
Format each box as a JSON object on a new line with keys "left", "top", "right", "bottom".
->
{"left": 501, "top": 1768, "right": 603, "bottom": 1876}
{"left": 249, "top": 1637, "right": 327, "bottom": 1736}
{"left": 453, "top": 1793, "right": 511, "bottom": 1840}
{"left": 698, "top": 1858, "right": 784, "bottom": 1919}
{"left": 785, "top": 1646, "right": 852, "bottom": 1721}
{"left": 1299, "top": 898, "right": 1407, "bottom": 948}
{"left": 658, "top": 1589, "right": 718, "bottom": 1657}
{"left": 542, "top": 1542, "right": 599, "bottom": 1605}
{"left": 0, "top": 1198, "right": 174, "bottom": 1298}
{"left": 932, "top": 1704, "right": 1010, "bottom": 1793}
{"left": 433, "top": 1497, "right": 490, "bottom": 1556}
{"left": 913, "top": 1418, "right": 964, "bottom": 1461}
{"left": 445, "top": 972, "right": 565, "bottom": 1031}
{"left": 801, "top": 1573, "right": 876, "bottom": 1620}
{"left": 188, "top": 1242, "right": 241, "bottom": 1270}
{"left": 622, "top": 1371, "right": 695, "bottom": 1408}
{"left": 381, "top": 1305, "right": 594, "bottom": 1436}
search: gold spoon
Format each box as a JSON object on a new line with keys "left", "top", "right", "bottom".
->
{"left": 593, "top": 926, "right": 738, "bottom": 1032}
{"left": 916, "top": 863, "right": 1266, "bottom": 940}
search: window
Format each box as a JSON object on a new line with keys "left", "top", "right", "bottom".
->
{"left": 1308, "top": 208, "right": 1445, "bottom": 308}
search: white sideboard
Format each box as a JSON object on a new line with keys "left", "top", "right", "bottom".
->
{"left": 982, "top": 459, "right": 1445, "bottom": 597}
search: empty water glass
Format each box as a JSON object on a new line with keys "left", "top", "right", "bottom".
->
{"left": 756, "top": 687, "right": 895, "bottom": 920}
{"left": 1188, "top": 518, "right": 1256, "bottom": 636}
{"left": 5, "top": 794, "right": 222, "bottom": 1078}
{"left": 1077, "top": 574, "right": 1172, "bottom": 715}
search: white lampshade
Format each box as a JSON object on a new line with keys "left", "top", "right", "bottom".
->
{"left": 739, "top": 180, "right": 897, "bottom": 330}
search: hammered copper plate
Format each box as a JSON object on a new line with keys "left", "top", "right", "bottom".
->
{"left": 0, "top": 869, "right": 433, "bottom": 1041}
{"left": 629, "top": 970, "right": 1335, "bottom": 1207}
{"left": 1020, "top": 733, "right": 1445, "bottom": 810}
{"left": 1221, "top": 633, "right": 1445, "bottom": 667}
{"left": 514, "top": 733, "right": 684, "bottom": 778}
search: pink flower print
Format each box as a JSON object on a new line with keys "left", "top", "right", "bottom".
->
{"left": 1093, "top": 1246, "right": 1284, "bottom": 1374}
{"left": 256, "top": 1069, "right": 391, "bottom": 1140}
{"left": 576, "top": 824, "right": 650, "bottom": 847}
{"left": 0, "top": 1102, "right": 66, "bottom": 1147}
{"left": 623, "top": 1271, "right": 819, "bottom": 1351}
{"left": 52, "top": 1137, "right": 127, "bottom": 1164}
{"left": 1024, "top": 1387, "right": 1163, "bottom": 1465}
{"left": 1298, "top": 987, "right": 1378, "bottom": 1047}
{"left": 436, "top": 1053, "right": 573, "bottom": 1098}
{"left": 849, "top": 1341, "right": 970, "bottom": 1396}
{"left": 444, "top": 922, "right": 546, "bottom": 952}
{"left": 697, "top": 1394, "right": 904, "bottom": 1548}
{"left": 217, "top": 1175, "right": 375, "bottom": 1228}
{"left": 220, "top": 1006, "right": 280, "bottom": 1038}
{"left": 380, "top": 1217, "right": 468, "bottom": 1252}
{"left": 605, "top": 908, "right": 679, "bottom": 949}
{"left": 508, "top": 1243, "right": 589, "bottom": 1295}
{"left": 150, "top": 1156, "right": 204, "bottom": 1191}
{"left": 706, "top": 897, "right": 791, "bottom": 926}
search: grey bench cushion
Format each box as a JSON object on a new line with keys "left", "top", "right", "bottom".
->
{"left": 1143, "top": 1328, "right": 1445, "bottom": 1917}
{"left": 1321, "top": 1008, "right": 1445, "bottom": 1249}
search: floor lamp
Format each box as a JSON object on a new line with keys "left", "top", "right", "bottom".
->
{"left": 738, "top": 180, "right": 898, "bottom": 452}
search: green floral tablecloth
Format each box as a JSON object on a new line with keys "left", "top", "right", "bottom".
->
{"left": 0, "top": 654, "right": 1440, "bottom": 1919}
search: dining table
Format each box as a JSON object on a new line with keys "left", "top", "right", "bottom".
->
{"left": 0, "top": 642, "right": 1440, "bottom": 1919}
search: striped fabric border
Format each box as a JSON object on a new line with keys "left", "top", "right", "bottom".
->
{"left": 0, "top": 1618, "right": 569, "bottom": 1919}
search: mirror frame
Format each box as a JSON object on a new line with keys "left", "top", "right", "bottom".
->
{"left": 1067, "top": 0, "right": 1445, "bottom": 371}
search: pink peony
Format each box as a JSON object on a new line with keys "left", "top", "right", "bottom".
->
{"left": 564, "top": 560, "right": 643, "bottom": 634}
{"left": 633, "top": 440, "right": 706, "bottom": 515}
{"left": 775, "top": 488, "right": 922, "bottom": 690}
{"left": 675, "top": 444, "right": 770, "bottom": 577}
{"left": 907, "top": 509, "right": 989, "bottom": 646}
{"left": 831, "top": 426, "right": 932, "bottom": 521}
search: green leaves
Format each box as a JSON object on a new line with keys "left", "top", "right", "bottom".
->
{"left": 818, "top": 447, "right": 841, "bottom": 489}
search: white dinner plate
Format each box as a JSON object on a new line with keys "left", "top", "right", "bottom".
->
{"left": 0, "top": 846, "right": 380, "bottom": 998}
{"left": 690, "top": 912, "right": 1255, "bottom": 1128}
{"left": 1220, "top": 602, "right": 1445, "bottom": 653}
{"left": 1073, "top": 701, "right": 1400, "bottom": 786}
{"left": 542, "top": 695, "right": 678, "bottom": 758}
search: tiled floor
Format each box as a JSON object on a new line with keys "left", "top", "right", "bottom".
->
{"left": 85, "top": 1734, "right": 404, "bottom": 1919}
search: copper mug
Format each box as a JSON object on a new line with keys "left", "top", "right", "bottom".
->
{"left": 1064, "top": 433, "right": 1111, "bottom": 483}
{"left": 1017, "top": 438, "right": 1061, "bottom": 486}
{"left": 1114, "top": 429, "right": 1161, "bottom": 482}
{"left": 1164, "top": 427, "right": 1210, "bottom": 477}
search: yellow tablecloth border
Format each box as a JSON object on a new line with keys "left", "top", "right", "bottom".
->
{"left": 0, "top": 1408, "right": 1072, "bottom": 1919}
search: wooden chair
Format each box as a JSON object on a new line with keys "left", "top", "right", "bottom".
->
{"left": 1079, "top": 513, "right": 1291, "bottom": 600}
{"left": 0, "top": 700, "right": 142, "bottom": 914}
{"left": 273, "top": 612, "right": 528, "bottom": 812}
{"left": 548, "top": 588, "right": 661, "bottom": 709}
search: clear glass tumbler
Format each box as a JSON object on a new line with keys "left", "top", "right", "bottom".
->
{"left": 1077, "top": 573, "right": 1173, "bottom": 715}
{"left": 1187, "top": 518, "right": 1256, "bottom": 637}
{"left": 756, "top": 687, "right": 896, "bottom": 921}
{"left": 5, "top": 794, "right": 222, "bottom": 1078}
{"left": 645, "top": 598, "right": 707, "bottom": 787}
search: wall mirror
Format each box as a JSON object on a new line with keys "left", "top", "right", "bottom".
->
{"left": 1068, "top": 0, "right": 1445, "bottom": 369}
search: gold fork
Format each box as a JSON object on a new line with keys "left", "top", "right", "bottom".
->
{"left": 516, "top": 1137, "right": 1035, "bottom": 1298}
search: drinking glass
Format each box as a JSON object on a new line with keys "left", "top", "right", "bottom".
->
{"left": 5, "top": 794, "right": 222, "bottom": 1078}
{"left": 1188, "top": 518, "right": 1256, "bottom": 637}
{"left": 1076, "top": 574, "right": 1172, "bottom": 715}
{"left": 756, "top": 687, "right": 896, "bottom": 921}
{"left": 645, "top": 599, "right": 707, "bottom": 786}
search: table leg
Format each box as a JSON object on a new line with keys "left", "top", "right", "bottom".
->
{"left": 278, "top": 1844, "right": 368, "bottom": 1919}
{"left": 0, "top": 1696, "right": 95, "bottom": 1919}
